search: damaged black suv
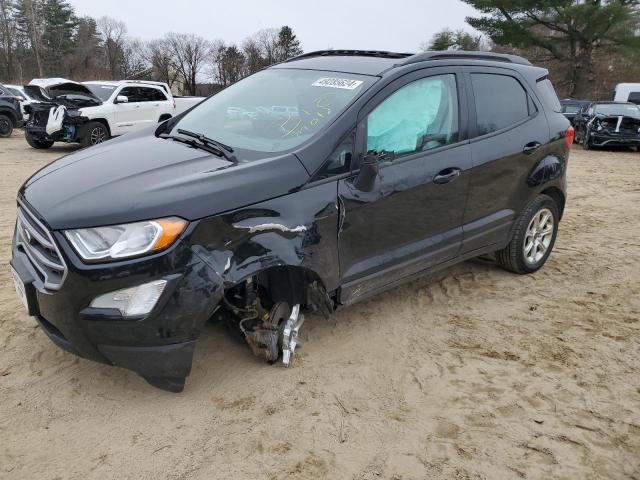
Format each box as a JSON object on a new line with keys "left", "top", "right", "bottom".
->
{"left": 10, "top": 51, "right": 571, "bottom": 392}
{"left": 573, "top": 101, "right": 640, "bottom": 150}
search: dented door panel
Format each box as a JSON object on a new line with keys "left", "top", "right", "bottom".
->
{"left": 337, "top": 143, "right": 472, "bottom": 303}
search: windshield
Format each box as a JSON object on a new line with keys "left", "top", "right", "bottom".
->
{"left": 562, "top": 105, "right": 581, "bottom": 114}
{"left": 170, "top": 69, "right": 373, "bottom": 153}
{"left": 594, "top": 103, "right": 640, "bottom": 118}
{"left": 6, "top": 87, "right": 26, "bottom": 99}
{"left": 85, "top": 84, "right": 117, "bottom": 102}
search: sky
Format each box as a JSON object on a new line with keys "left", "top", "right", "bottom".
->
{"left": 66, "top": 0, "right": 480, "bottom": 53}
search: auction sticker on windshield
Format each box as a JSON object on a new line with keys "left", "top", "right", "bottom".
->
{"left": 312, "top": 78, "right": 364, "bottom": 90}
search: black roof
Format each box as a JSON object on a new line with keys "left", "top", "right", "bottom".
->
{"left": 275, "top": 50, "right": 533, "bottom": 76}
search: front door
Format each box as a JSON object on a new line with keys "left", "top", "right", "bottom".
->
{"left": 338, "top": 70, "right": 472, "bottom": 304}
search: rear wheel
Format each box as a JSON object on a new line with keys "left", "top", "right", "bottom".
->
{"left": 0, "top": 114, "right": 13, "bottom": 138}
{"left": 25, "top": 130, "right": 54, "bottom": 149}
{"left": 81, "top": 121, "right": 110, "bottom": 148}
{"left": 495, "top": 194, "right": 559, "bottom": 274}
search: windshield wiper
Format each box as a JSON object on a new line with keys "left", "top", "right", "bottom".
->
{"left": 159, "top": 132, "right": 237, "bottom": 163}
{"left": 177, "top": 129, "right": 237, "bottom": 163}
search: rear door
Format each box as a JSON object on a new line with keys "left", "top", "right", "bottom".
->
{"left": 113, "top": 86, "right": 146, "bottom": 134}
{"left": 460, "top": 68, "right": 550, "bottom": 253}
{"left": 135, "top": 86, "right": 170, "bottom": 126}
{"left": 338, "top": 68, "right": 472, "bottom": 303}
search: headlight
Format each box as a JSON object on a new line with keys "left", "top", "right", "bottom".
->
{"left": 65, "top": 217, "right": 187, "bottom": 262}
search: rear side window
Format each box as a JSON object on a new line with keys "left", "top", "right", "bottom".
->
{"left": 536, "top": 78, "right": 562, "bottom": 113}
{"left": 138, "top": 87, "right": 166, "bottom": 102}
{"left": 471, "top": 73, "right": 530, "bottom": 135}
{"left": 366, "top": 74, "right": 459, "bottom": 155}
{"left": 629, "top": 92, "right": 640, "bottom": 105}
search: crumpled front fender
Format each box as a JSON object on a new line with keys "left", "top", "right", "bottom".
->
{"left": 188, "top": 181, "right": 341, "bottom": 294}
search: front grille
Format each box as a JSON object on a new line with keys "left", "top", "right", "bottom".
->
{"left": 15, "top": 201, "right": 67, "bottom": 290}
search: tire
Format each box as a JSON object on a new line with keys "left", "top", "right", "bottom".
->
{"left": 582, "top": 129, "right": 591, "bottom": 150}
{"left": 495, "top": 194, "right": 559, "bottom": 274}
{"left": 81, "top": 121, "right": 110, "bottom": 148}
{"left": 25, "top": 130, "right": 54, "bottom": 149}
{"left": 0, "top": 114, "right": 13, "bottom": 138}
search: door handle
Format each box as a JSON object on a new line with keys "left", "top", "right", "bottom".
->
{"left": 134, "top": 104, "right": 140, "bottom": 108}
{"left": 433, "top": 167, "right": 461, "bottom": 184}
{"left": 523, "top": 141, "right": 542, "bottom": 155}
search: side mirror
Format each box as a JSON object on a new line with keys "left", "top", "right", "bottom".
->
{"left": 115, "top": 95, "right": 129, "bottom": 104}
{"left": 354, "top": 153, "right": 381, "bottom": 192}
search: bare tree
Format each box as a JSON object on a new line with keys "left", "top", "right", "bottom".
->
{"left": 120, "top": 38, "right": 149, "bottom": 79}
{"left": 242, "top": 36, "right": 264, "bottom": 75}
{"left": 0, "top": 0, "right": 16, "bottom": 79}
{"left": 17, "top": 0, "right": 44, "bottom": 77}
{"left": 166, "top": 32, "right": 209, "bottom": 95}
{"left": 146, "top": 37, "right": 178, "bottom": 88}
{"left": 254, "top": 28, "right": 279, "bottom": 65}
{"left": 97, "top": 15, "right": 126, "bottom": 79}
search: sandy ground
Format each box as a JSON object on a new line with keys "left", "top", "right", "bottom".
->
{"left": 0, "top": 130, "right": 639, "bottom": 480}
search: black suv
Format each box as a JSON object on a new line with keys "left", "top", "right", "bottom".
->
{"left": 10, "top": 51, "right": 571, "bottom": 392}
{"left": 0, "top": 83, "right": 23, "bottom": 137}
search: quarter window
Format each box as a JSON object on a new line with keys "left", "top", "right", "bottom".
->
{"left": 471, "top": 74, "right": 531, "bottom": 135}
{"left": 366, "top": 74, "right": 459, "bottom": 156}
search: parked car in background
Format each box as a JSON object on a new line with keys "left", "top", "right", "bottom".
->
{"left": 23, "top": 78, "right": 174, "bottom": 149}
{"left": 614, "top": 83, "right": 640, "bottom": 105}
{"left": 0, "top": 83, "right": 23, "bottom": 137}
{"left": 85, "top": 80, "right": 204, "bottom": 115}
{"left": 4, "top": 84, "right": 36, "bottom": 120}
{"left": 560, "top": 98, "right": 590, "bottom": 125}
{"left": 10, "top": 50, "right": 571, "bottom": 392}
{"left": 573, "top": 101, "right": 640, "bottom": 149}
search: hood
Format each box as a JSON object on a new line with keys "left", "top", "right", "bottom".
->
{"left": 25, "top": 78, "right": 101, "bottom": 105}
{"left": 20, "top": 128, "right": 310, "bottom": 230}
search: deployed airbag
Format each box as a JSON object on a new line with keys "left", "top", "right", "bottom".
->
{"left": 46, "top": 106, "right": 66, "bottom": 135}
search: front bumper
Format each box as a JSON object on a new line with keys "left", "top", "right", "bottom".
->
{"left": 11, "top": 228, "right": 224, "bottom": 392}
{"left": 590, "top": 133, "right": 640, "bottom": 147}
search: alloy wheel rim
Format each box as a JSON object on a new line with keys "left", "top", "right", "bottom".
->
{"left": 90, "top": 127, "right": 106, "bottom": 145}
{"left": 523, "top": 208, "right": 554, "bottom": 265}
{"left": 0, "top": 119, "right": 10, "bottom": 136}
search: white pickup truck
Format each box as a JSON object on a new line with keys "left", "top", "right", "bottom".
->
{"left": 23, "top": 78, "right": 204, "bottom": 149}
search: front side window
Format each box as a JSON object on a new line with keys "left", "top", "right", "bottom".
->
{"left": 366, "top": 74, "right": 459, "bottom": 156}
{"left": 171, "top": 69, "right": 373, "bottom": 153}
{"left": 472, "top": 73, "right": 531, "bottom": 135}
{"left": 119, "top": 87, "right": 139, "bottom": 102}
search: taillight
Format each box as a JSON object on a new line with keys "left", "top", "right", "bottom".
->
{"left": 564, "top": 126, "right": 574, "bottom": 148}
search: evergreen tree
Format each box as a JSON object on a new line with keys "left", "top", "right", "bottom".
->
{"left": 40, "top": 0, "right": 76, "bottom": 75}
{"left": 276, "top": 25, "right": 302, "bottom": 61}
{"left": 462, "top": 0, "right": 640, "bottom": 97}
{"left": 426, "top": 28, "right": 483, "bottom": 51}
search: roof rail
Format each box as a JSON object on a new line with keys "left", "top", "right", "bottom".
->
{"left": 285, "top": 50, "right": 414, "bottom": 62}
{"left": 398, "top": 51, "right": 532, "bottom": 66}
